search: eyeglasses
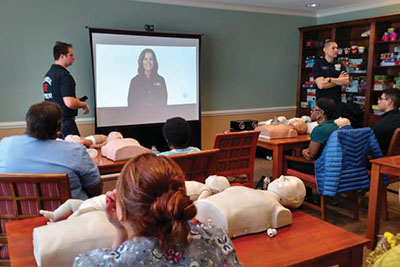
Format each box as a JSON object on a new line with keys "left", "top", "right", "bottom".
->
{"left": 311, "top": 108, "right": 322, "bottom": 113}
{"left": 378, "top": 96, "right": 388, "bottom": 101}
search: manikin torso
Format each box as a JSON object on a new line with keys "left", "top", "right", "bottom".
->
{"left": 101, "top": 138, "right": 151, "bottom": 161}
{"left": 35, "top": 175, "right": 305, "bottom": 267}
{"left": 256, "top": 124, "right": 298, "bottom": 139}
{"left": 195, "top": 186, "right": 292, "bottom": 238}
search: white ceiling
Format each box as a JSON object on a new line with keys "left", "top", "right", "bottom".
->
{"left": 200, "top": 0, "right": 366, "bottom": 11}
{"left": 134, "top": 0, "right": 400, "bottom": 17}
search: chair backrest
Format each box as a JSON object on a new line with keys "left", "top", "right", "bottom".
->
{"left": 316, "top": 127, "right": 382, "bottom": 196}
{"left": 387, "top": 128, "right": 400, "bottom": 156}
{"left": 168, "top": 149, "right": 219, "bottom": 183}
{"left": 0, "top": 174, "right": 70, "bottom": 263}
{"left": 213, "top": 130, "right": 260, "bottom": 187}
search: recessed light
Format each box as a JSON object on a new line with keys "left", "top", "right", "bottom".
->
{"left": 306, "top": 3, "right": 320, "bottom": 8}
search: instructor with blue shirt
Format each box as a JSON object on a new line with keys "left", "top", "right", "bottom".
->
{"left": 43, "top": 41, "right": 89, "bottom": 137}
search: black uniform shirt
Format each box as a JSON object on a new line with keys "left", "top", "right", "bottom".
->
{"left": 372, "top": 109, "right": 400, "bottom": 155}
{"left": 127, "top": 74, "right": 167, "bottom": 110}
{"left": 43, "top": 64, "right": 77, "bottom": 118}
{"left": 312, "top": 57, "right": 346, "bottom": 104}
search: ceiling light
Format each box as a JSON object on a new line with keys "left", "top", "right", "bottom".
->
{"left": 306, "top": 3, "right": 320, "bottom": 8}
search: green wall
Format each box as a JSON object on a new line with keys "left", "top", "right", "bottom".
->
{"left": 0, "top": 0, "right": 314, "bottom": 122}
{"left": 317, "top": 4, "right": 400, "bottom": 25}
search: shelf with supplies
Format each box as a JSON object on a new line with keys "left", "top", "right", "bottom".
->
{"left": 348, "top": 72, "right": 368, "bottom": 75}
{"left": 374, "top": 65, "right": 400, "bottom": 68}
{"left": 303, "top": 47, "right": 322, "bottom": 50}
{"left": 336, "top": 37, "right": 370, "bottom": 42}
{"left": 342, "top": 91, "right": 366, "bottom": 95}
{"left": 297, "top": 14, "right": 400, "bottom": 126}
{"left": 375, "top": 40, "right": 400, "bottom": 45}
{"left": 337, "top": 53, "right": 369, "bottom": 58}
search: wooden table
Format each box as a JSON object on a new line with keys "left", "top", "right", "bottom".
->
{"left": 257, "top": 135, "right": 311, "bottom": 178}
{"left": 367, "top": 155, "right": 400, "bottom": 249}
{"left": 6, "top": 216, "right": 48, "bottom": 267}
{"left": 233, "top": 211, "right": 369, "bottom": 266}
{"left": 6, "top": 211, "right": 368, "bottom": 267}
{"left": 91, "top": 149, "right": 128, "bottom": 175}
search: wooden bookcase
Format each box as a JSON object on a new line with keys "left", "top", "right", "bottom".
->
{"left": 297, "top": 14, "right": 400, "bottom": 126}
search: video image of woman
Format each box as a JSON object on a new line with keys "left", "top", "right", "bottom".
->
{"left": 127, "top": 48, "right": 168, "bottom": 112}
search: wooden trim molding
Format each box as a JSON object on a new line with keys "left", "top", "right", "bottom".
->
{"left": 0, "top": 118, "right": 95, "bottom": 130}
{"left": 0, "top": 106, "right": 296, "bottom": 129}
{"left": 202, "top": 106, "right": 296, "bottom": 117}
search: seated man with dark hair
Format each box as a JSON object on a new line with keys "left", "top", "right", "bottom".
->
{"left": 159, "top": 117, "right": 200, "bottom": 156}
{"left": 0, "top": 101, "right": 102, "bottom": 200}
{"left": 372, "top": 88, "right": 400, "bottom": 155}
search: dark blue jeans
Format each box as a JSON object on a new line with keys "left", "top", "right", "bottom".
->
{"left": 61, "top": 117, "right": 80, "bottom": 138}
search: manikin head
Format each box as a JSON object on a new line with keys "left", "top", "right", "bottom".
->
{"left": 64, "top": 135, "right": 81, "bottom": 144}
{"left": 378, "top": 88, "right": 400, "bottom": 113}
{"left": 301, "top": 115, "right": 312, "bottom": 124}
{"left": 267, "top": 175, "right": 306, "bottom": 208}
{"left": 323, "top": 39, "right": 338, "bottom": 62}
{"left": 288, "top": 118, "right": 307, "bottom": 134}
{"left": 205, "top": 175, "right": 230, "bottom": 194}
{"left": 107, "top": 131, "right": 123, "bottom": 143}
{"left": 334, "top": 117, "right": 351, "bottom": 128}
{"left": 53, "top": 41, "right": 75, "bottom": 68}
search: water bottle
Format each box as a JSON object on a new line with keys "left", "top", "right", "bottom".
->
{"left": 151, "top": 145, "right": 160, "bottom": 154}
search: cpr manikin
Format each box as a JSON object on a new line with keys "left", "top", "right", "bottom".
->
{"left": 259, "top": 115, "right": 320, "bottom": 136}
{"left": 267, "top": 175, "right": 306, "bottom": 208}
{"left": 33, "top": 211, "right": 116, "bottom": 267}
{"left": 64, "top": 134, "right": 108, "bottom": 148}
{"left": 334, "top": 117, "right": 351, "bottom": 128}
{"left": 185, "top": 175, "right": 230, "bottom": 201}
{"left": 195, "top": 175, "right": 306, "bottom": 238}
{"left": 257, "top": 116, "right": 309, "bottom": 139}
{"left": 288, "top": 118, "right": 307, "bottom": 135}
{"left": 39, "top": 195, "right": 107, "bottom": 222}
{"left": 33, "top": 176, "right": 231, "bottom": 266}
{"left": 63, "top": 131, "right": 150, "bottom": 160}
{"left": 33, "top": 176, "right": 305, "bottom": 266}
{"left": 256, "top": 124, "right": 298, "bottom": 139}
{"left": 39, "top": 176, "right": 230, "bottom": 222}
{"left": 263, "top": 116, "right": 288, "bottom": 125}
{"left": 64, "top": 131, "right": 151, "bottom": 161}
{"left": 101, "top": 132, "right": 151, "bottom": 161}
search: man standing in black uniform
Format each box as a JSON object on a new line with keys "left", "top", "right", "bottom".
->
{"left": 312, "top": 39, "right": 350, "bottom": 105}
{"left": 42, "top": 41, "right": 89, "bottom": 137}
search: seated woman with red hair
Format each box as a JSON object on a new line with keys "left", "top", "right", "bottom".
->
{"left": 73, "top": 153, "right": 241, "bottom": 266}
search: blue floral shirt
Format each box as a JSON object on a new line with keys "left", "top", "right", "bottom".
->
{"left": 73, "top": 223, "right": 242, "bottom": 266}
